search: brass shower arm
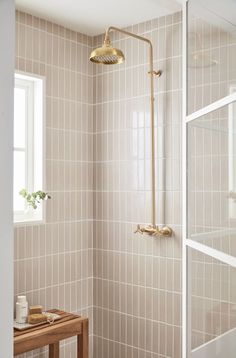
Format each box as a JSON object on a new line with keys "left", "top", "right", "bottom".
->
{"left": 105, "top": 26, "right": 153, "bottom": 48}
{"left": 105, "top": 26, "right": 154, "bottom": 74}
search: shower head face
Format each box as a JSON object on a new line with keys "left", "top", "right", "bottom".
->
{"left": 90, "top": 43, "right": 125, "bottom": 65}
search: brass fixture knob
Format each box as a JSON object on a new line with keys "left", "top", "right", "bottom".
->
{"left": 158, "top": 226, "right": 172, "bottom": 237}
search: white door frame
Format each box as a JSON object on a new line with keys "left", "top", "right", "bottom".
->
{"left": 0, "top": 1, "right": 15, "bottom": 357}
{"left": 182, "top": 1, "right": 188, "bottom": 357}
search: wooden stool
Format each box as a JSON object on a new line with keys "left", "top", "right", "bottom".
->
{"left": 14, "top": 309, "right": 88, "bottom": 358}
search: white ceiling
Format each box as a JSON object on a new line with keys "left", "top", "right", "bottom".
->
{"left": 15, "top": 0, "right": 181, "bottom": 36}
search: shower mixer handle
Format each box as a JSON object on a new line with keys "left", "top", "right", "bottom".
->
{"left": 134, "top": 224, "right": 158, "bottom": 235}
{"left": 134, "top": 224, "right": 172, "bottom": 237}
{"left": 134, "top": 224, "right": 143, "bottom": 234}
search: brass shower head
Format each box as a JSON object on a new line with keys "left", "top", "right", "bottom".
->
{"left": 89, "top": 35, "right": 125, "bottom": 65}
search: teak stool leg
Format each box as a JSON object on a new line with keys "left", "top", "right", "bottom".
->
{"left": 77, "top": 320, "right": 88, "bottom": 358}
{"left": 49, "top": 342, "right": 59, "bottom": 358}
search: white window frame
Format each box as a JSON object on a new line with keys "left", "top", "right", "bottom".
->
{"left": 14, "top": 72, "right": 45, "bottom": 225}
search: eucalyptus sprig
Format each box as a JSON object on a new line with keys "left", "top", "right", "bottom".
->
{"left": 19, "top": 189, "right": 51, "bottom": 209}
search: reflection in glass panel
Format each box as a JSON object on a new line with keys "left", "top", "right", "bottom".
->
{"left": 14, "top": 87, "right": 26, "bottom": 148}
{"left": 187, "top": 102, "right": 236, "bottom": 257}
{"left": 188, "top": 248, "right": 236, "bottom": 357}
{"left": 187, "top": 0, "right": 236, "bottom": 114}
{"left": 14, "top": 151, "right": 25, "bottom": 212}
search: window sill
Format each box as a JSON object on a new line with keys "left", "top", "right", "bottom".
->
{"left": 14, "top": 218, "right": 45, "bottom": 227}
{"left": 14, "top": 209, "right": 45, "bottom": 227}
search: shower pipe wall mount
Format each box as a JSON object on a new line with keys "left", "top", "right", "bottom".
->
{"left": 107, "top": 27, "right": 172, "bottom": 238}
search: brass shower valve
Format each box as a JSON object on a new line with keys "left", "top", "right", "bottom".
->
{"left": 134, "top": 224, "right": 172, "bottom": 237}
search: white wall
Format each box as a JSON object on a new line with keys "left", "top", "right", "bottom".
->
{"left": 0, "top": 0, "right": 14, "bottom": 356}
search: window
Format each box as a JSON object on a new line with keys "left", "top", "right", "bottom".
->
{"left": 14, "top": 73, "right": 44, "bottom": 223}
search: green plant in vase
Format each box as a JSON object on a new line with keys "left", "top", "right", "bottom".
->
{"left": 19, "top": 189, "right": 51, "bottom": 210}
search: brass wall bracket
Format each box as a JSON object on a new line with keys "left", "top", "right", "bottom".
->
{"left": 148, "top": 70, "right": 162, "bottom": 77}
{"left": 134, "top": 224, "right": 172, "bottom": 237}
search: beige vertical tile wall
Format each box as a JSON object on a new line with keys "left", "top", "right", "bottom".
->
{"left": 14, "top": 10, "right": 94, "bottom": 357}
{"left": 93, "top": 13, "right": 182, "bottom": 358}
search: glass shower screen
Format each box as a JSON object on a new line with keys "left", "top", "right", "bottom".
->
{"left": 184, "top": 0, "right": 236, "bottom": 357}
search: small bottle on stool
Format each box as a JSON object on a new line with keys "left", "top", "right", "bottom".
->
{"left": 16, "top": 295, "right": 28, "bottom": 324}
